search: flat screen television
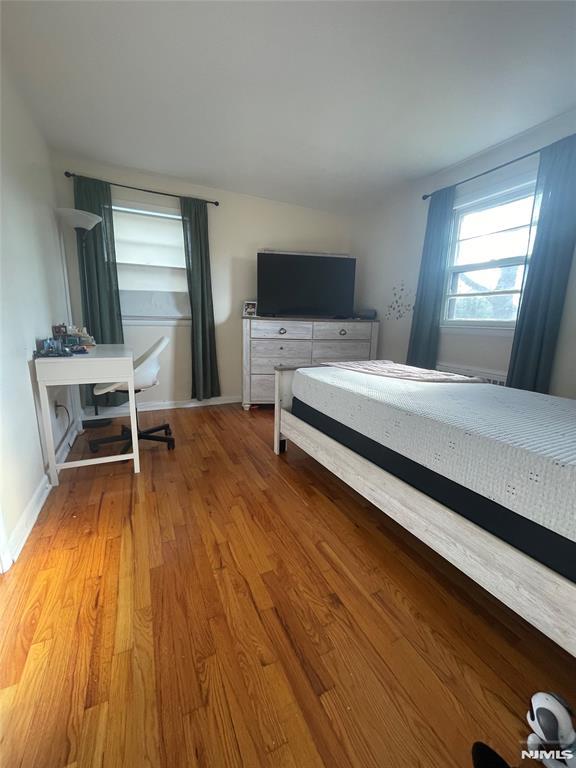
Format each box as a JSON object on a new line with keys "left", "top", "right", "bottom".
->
{"left": 257, "top": 252, "right": 355, "bottom": 318}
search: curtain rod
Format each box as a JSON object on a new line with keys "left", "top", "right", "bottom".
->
{"left": 421, "top": 146, "right": 542, "bottom": 201}
{"left": 64, "top": 171, "right": 219, "bottom": 206}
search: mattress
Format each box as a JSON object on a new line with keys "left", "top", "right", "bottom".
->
{"left": 292, "top": 367, "right": 576, "bottom": 544}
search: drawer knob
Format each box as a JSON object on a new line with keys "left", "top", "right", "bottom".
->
{"left": 279, "top": 346, "right": 284, "bottom": 350}
{"left": 339, "top": 328, "right": 347, "bottom": 336}
{"left": 279, "top": 327, "right": 287, "bottom": 335}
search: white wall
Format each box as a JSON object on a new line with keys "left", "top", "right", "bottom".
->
{"left": 52, "top": 154, "right": 352, "bottom": 406}
{"left": 0, "top": 69, "right": 77, "bottom": 556}
{"left": 353, "top": 110, "right": 576, "bottom": 397}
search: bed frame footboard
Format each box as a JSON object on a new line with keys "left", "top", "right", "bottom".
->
{"left": 272, "top": 366, "right": 576, "bottom": 656}
{"left": 274, "top": 366, "right": 297, "bottom": 454}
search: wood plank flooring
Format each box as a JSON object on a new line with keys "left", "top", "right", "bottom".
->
{"left": 1, "top": 405, "right": 574, "bottom": 768}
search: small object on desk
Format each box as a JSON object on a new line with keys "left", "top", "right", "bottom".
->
{"left": 34, "top": 338, "right": 73, "bottom": 357}
{"left": 65, "top": 335, "right": 96, "bottom": 347}
{"left": 52, "top": 323, "right": 67, "bottom": 337}
{"left": 64, "top": 324, "right": 97, "bottom": 346}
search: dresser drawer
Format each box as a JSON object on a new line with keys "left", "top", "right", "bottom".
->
{"left": 251, "top": 320, "right": 313, "bottom": 339}
{"left": 313, "top": 321, "right": 372, "bottom": 340}
{"left": 250, "top": 374, "right": 275, "bottom": 401}
{"left": 312, "top": 340, "right": 371, "bottom": 363}
{"left": 251, "top": 339, "right": 312, "bottom": 358}
{"left": 251, "top": 357, "right": 312, "bottom": 375}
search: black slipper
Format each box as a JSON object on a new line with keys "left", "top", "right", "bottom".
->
{"left": 471, "top": 742, "right": 513, "bottom": 768}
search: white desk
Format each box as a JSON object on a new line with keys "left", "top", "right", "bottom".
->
{"left": 35, "top": 344, "right": 140, "bottom": 485}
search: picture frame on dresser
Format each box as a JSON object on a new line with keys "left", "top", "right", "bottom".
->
{"left": 242, "top": 305, "right": 379, "bottom": 410}
{"left": 242, "top": 300, "right": 257, "bottom": 317}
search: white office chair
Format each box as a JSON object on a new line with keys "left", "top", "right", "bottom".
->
{"left": 88, "top": 336, "right": 175, "bottom": 453}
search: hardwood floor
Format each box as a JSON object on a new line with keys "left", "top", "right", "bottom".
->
{"left": 1, "top": 405, "right": 574, "bottom": 768}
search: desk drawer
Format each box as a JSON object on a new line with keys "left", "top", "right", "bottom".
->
{"left": 250, "top": 374, "right": 275, "bottom": 401}
{"left": 251, "top": 320, "right": 313, "bottom": 339}
{"left": 312, "top": 340, "right": 371, "bottom": 363}
{"left": 35, "top": 356, "right": 132, "bottom": 385}
{"left": 251, "top": 340, "right": 312, "bottom": 358}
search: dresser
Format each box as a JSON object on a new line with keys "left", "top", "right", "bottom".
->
{"left": 242, "top": 315, "right": 379, "bottom": 408}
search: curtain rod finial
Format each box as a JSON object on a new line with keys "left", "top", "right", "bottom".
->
{"left": 422, "top": 194, "right": 431, "bottom": 201}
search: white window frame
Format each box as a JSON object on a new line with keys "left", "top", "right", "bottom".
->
{"left": 112, "top": 204, "right": 182, "bottom": 221}
{"left": 441, "top": 183, "right": 537, "bottom": 330}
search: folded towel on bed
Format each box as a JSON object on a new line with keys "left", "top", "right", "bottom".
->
{"left": 325, "top": 360, "right": 485, "bottom": 383}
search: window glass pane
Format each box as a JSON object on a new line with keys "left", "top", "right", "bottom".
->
{"left": 458, "top": 196, "right": 535, "bottom": 239}
{"left": 455, "top": 226, "right": 530, "bottom": 265}
{"left": 117, "top": 263, "right": 188, "bottom": 292}
{"left": 450, "top": 265, "right": 525, "bottom": 295}
{"left": 113, "top": 210, "right": 185, "bottom": 268}
{"left": 446, "top": 294, "right": 520, "bottom": 322}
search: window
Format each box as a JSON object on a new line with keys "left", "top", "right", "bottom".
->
{"left": 443, "top": 179, "right": 539, "bottom": 326}
{"left": 113, "top": 205, "right": 188, "bottom": 293}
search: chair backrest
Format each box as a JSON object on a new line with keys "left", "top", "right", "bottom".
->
{"left": 133, "top": 336, "right": 170, "bottom": 390}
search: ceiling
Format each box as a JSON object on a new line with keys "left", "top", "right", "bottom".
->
{"left": 2, "top": 1, "right": 575, "bottom": 212}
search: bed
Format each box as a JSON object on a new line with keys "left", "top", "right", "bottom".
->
{"left": 273, "top": 364, "right": 576, "bottom": 656}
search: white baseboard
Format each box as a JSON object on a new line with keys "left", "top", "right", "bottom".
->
{"left": 0, "top": 517, "right": 14, "bottom": 573}
{"left": 4, "top": 419, "right": 82, "bottom": 570}
{"left": 7, "top": 475, "right": 51, "bottom": 564}
{"left": 55, "top": 419, "right": 83, "bottom": 464}
{"left": 82, "top": 395, "right": 241, "bottom": 420}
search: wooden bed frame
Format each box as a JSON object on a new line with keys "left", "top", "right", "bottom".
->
{"left": 273, "top": 366, "right": 576, "bottom": 657}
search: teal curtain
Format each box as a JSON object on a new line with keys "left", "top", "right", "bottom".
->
{"left": 180, "top": 197, "right": 220, "bottom": 400}
{"left": 406, "top": 185, "right": 456, "bottom": 369}
{"left": 507, "top": 133, "right": 576, "bottom": 393}
{"left": 74, "top": 176, "right": 127, "bottom": 407}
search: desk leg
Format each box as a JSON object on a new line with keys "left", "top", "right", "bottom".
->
{"left": 127, "top": 378, "right": 140, "bottom": 474}
{"left": 39, "top": 382, "right": 59, "bottom": 486}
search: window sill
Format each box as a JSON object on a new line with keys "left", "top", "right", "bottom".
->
{"left": 122, "top": 315, "right": 192, "bottom": 326}
{"left": 440, "top": 324, "right": 515, "bottom": 337}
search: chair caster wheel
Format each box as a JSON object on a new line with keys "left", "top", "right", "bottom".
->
{"left": 167, "top": 438, "right": 175, "bottom": 450}
{"left": 89, "top": 442, "right": 100, "bottom": 454}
